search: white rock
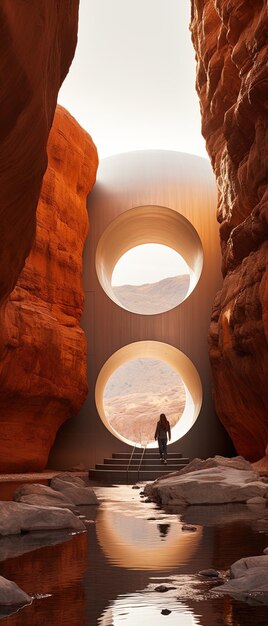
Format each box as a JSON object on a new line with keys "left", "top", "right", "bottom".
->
{"left": 263, "top": 547, "right": 268, "bottom": 555}
{"left": 0, "top": 502, "right": 85, "bottom": 536}
{"left": 51, "top": 473, "right": 86, "bottom": 486}
{"left": 230, "top": 555, "right": 268, "bottom": 579}
{"left": 14, "top": 483, "right": 70, "bottom": 500}
{"left": 246, "top": 496, "right": 266, "bottom": 505}
{"left": 212, "top": 567, "right": 268, "bottom": 597}
{"left": 13, "top": 484, "right": 75, "bottom": 509}
{"left": 0, "top": 576, "right": 31, "bottom": 606}
{"left": 17, "top": 494, "right": 76, "bottom": 510}
{"left": 144, "top": 456, "right": 268, "bottom": 505}
{"left": 212, "top": 554, "right": 268, "bottom": 601}
{"left": 50, "top": 476, "right": 99, "bottom": 505}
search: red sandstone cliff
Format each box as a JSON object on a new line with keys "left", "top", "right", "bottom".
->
{"left": 190, "top": 1, "right": 268, "bottom": 461}
{"left": 0, "top": 106, "right": 98, "bottom": 471}
{"left": 0, "top": 0, "right": 79, "bottom": 304}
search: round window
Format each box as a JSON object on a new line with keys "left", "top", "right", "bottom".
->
{"left": 95, "top": 205, "right": 203, "bottom": 315}
{"left": 95, "top": 341, "right": 202, "bottom": 447}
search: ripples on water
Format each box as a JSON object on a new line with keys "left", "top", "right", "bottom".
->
{"left": 0, "top": 484, "right": 268, "bottom": 625}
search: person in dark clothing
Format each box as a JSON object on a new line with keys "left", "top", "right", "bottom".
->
{"left": 154, "top": 413, "right": 171, "bottom": 463}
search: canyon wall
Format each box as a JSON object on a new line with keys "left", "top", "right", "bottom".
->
{"left": 190, "top": 1, "right": 268, "bottom": 461}
{"left": 0, "top": 0, "right": 79, "bottom": 304}
{"left": 0, "top": 106, "right": 98, "bottom": 471}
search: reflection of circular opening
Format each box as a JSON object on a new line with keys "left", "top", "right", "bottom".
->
{"left": 111, "top": 244, "right": 192, "bottom": 315}
{"left": 95, "top": 205, "right": 203, "bottom": 315}
{"left": 103, "top": 357, "right": 186, "bottom": 445}
{"left": 95, "top": 341, "right": 202, "bottom": 448}
{"left": 101, "top": 596, "right": 200, "bottom": 626}
{"left": 96, "top": 506, "right": 202, "bottom": 570}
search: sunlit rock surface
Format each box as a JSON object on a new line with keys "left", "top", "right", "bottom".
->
{"left": 144, "top": 456, "right": 268, "bottom": 505}
{"left": 0, "top": 106, "right": 98, "bottom": 471}
{"left": 190, "top": 1, "right": 268, "bottom": 460}
{"left": 0, "top": 0, "right": 79, "bottom": 303}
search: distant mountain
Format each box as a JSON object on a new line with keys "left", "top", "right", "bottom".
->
{"left": 104, "top": 358, "right": 186, "bottom": 445}
{"left": 113, "top": 274, "right": 190, "bottom": 314}
{"left": 105, "top": 388, "right": 185, "bottom": 445}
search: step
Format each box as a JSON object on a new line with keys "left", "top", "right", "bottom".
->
{"left": 95, "top": 461, "right": 186, "bottom": 472}
{"left": 88, "top": 467, "right": 187, "bottom": 483}
{"left": 112, "top": 452, "right": 183, "bottom": 459}
{"left": 103, "top": 457, "right": 187, "bottom": 466}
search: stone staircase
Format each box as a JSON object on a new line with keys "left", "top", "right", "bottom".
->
{"left": 88, "top": 449, "right": 189, "bottom": 483}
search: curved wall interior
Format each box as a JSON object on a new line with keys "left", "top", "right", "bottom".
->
{"left": 49, "top": 150, "right": 232, "bottom": 469}
{"left": 96, "top": 205, "right": 203, "bottom": 312}
{"left": 95, "top": 341, "right": 202, "bottom": 447}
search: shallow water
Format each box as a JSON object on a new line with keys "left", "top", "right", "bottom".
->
{"left": 1, "top": 484, "right": 268, "bottom": 625}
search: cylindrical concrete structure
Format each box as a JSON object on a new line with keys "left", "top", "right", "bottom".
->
{"left": 49, "top": 150, "right": 232, "bottom": 469}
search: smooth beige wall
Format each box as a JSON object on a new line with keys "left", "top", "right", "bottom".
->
{"left": 49, "top": 150, "right": 233, "bottom": 469}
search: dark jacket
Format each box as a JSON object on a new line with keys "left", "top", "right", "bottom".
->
{"left": 154, "top": 420, "right": 171, "bottom": 440}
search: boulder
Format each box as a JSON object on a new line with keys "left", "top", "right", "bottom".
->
{"left": 230, "top": 555, "right": 268, "bottom": 579}
{"left": 159, "top": 455, "right": 251, "bottom": 481}
{"left": 0, "top": 501, "right": 85, "bottom": 536}
{"left": 13, "top": 483, "right": 75, "bottom": 509}
{"left": 0, "top": 576, "right": 31, "bottom": 606}
{"left": 144, "top": 457, "right": 268, "bottom": 505}
{"left": 246, "top": 496, "right": 266, "bottom": 506}
{"left": 50, "top": 475, "right": 99, "bottom": 505}
{"left": 15, "top": 494, "right": 76, "bottom": 510}
{"left": 212, "top": 566, "right": 268, "bottom": 602}
{"left": 50, "top": 474, "right": 86, "bottom": 487}
{"left": 199, "top": 569, "right": 220, "bottom": 578}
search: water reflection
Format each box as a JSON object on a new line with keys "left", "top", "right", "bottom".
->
{"left": 1, "top": 485, "right": 268, "bottom": 625}
{"left": 96, "top": 505, "right": 202, "bottom": 570}
{"left": 100, "top": 591, "right": 201, "bottom": 625}
{"left": 157, "top": 523, "right": 170, "bottom": 539}
{"left": 0, "top": 529, "right": 79, "bottom": 562}
{"left": 1, "top": 531, "right": 88, "bottom": 626}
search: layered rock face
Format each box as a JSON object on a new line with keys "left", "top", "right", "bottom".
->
{"left": 190, "top": 1, "right": 268, "bottom": 461}
{"left": 0, "top": 106, "right": 98, "bottom": 471}
{"left": 0, "top": 0, "right": 79, "bottom": 303}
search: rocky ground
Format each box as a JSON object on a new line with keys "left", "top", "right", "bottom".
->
{"left": 144, "top": 455, "right": 268, "bottom": 505}
{"left": 144, "top": 455, "right": 268, "bottom": 602}
{"left": 0, "top": 474, "right": 98, "bottom": 609}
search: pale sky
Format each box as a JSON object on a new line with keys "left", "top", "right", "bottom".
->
{"left": 112, "top": 244, "right": 189, "bottom": 286}
{"left": 58, "top": 0, "right": 207, "bottom": 159}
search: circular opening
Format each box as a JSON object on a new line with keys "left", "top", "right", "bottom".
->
{"left": 95, "top": 205, "right": 203, "bottom": 315}
{"left": 95, "top": 341, "right": 202, "bottom": 448}
{"left": 111, "top": 244, "right": 192, "bottom": 315}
